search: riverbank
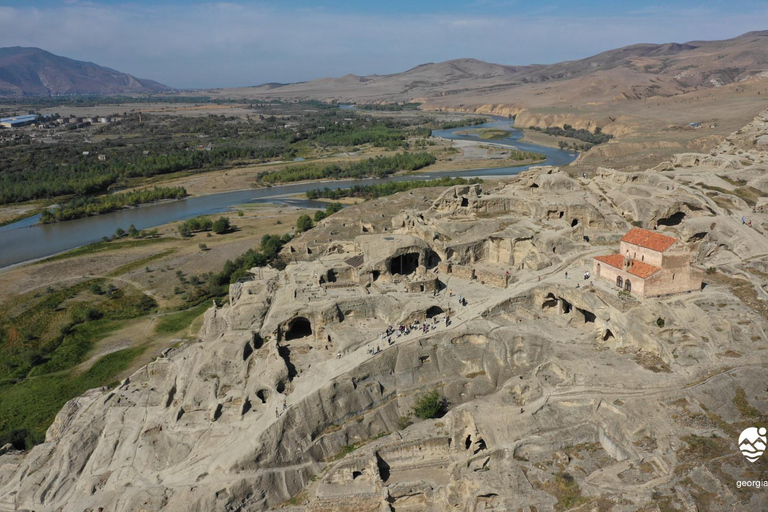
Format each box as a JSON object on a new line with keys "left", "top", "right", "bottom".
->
{"left": 517, "top": 127, "right": 587, "bottom": 149}
{"left": 0, "top": 200, "right": 310, "bottom": 447}
{"left": 0, "top": 204, "right": 44, "bottom": 228}
{"left": 0, "top": 114, "right": 576, "bottom": 268}
{"left": 41, "top": 187, "right": 188, "bottom": 225}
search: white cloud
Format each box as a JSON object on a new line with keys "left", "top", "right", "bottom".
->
{"left": 0, "top": 3, "right": 766, "bottom": 88}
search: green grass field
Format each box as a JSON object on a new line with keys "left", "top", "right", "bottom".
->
{"left": 154, "top": 299, "right": 213, "bottom": 335}
{"left": 0, "top": 279, "right": 157, "bottom": 448}
{"left": 0, "top": 345, "right": 145, "bottom": 447}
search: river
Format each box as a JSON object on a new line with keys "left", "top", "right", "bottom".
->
{"left": 0, "top": 115, "right": 576, "bottom": 268}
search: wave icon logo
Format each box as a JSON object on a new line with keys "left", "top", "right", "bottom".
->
{"left": 739, "top": 427, "right": 767, "bottom": 462}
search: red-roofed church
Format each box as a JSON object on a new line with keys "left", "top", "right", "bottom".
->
{"left": 593, "top": 228, "right": 702, "bottom": 298}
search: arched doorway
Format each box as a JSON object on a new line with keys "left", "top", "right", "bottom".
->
{"left": 284, "top": 317, "right": 313, "bottom": 341}
{"left": 624, "top": 279, "right": 631, "bottom": 292}
{"left": 616, "top": 276, "right": 623, "bottom": 288}
{"left": 426, "top": 306, "right": 444, "bottom": 318}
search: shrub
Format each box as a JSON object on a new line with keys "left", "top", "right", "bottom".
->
{"left": 296, "top": 214, "right": 313, "bottom": 233}
{"left": 178, "top": 224, "right": 192, "bottom": 238}
{"left": 412, "top": 389, "right": 448, "bottom": 420}
{"left": 198, "top": 243, "right": 208, "bottom": 251}
{"left": 313, "top": 210, "right": 326, "bottom": 222}
{"left": 106, "top": 284, "right": 121, "bottom": 298}
{"left": 656, "top": 317, "right": 665, "bottom": 328}
{"left": 212, "top": 217, "right": 231, "bottom": 234}
{"left": 325, "top": 202, "right": 343, "bottom": 215}
{"left": 706, "top": 267, "right": 717, "bottom": 274}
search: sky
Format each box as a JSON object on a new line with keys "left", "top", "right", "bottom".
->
{"left": 0, "top": 1, "right": 767, "bottom": 89}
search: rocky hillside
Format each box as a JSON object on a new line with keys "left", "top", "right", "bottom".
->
{"left": 214, "top": 31, "right": 768, "bottom": 106}
{"left": 0, "top": 47, "right": 170, "bottom": 97}
{"left": 1, "top": 111, "right": 768, "bottom": 511}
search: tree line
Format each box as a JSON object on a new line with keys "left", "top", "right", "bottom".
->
{"left": 40, "top": 186, "right": 187, "bottom": 223}
{"left": 305, "top": 177, "right": 483, "bottom": 200}
{"left": 438, "top": 117, "right": 488, "bottom": 130}
{"left": 256, "top": 152, "right": 437, "bottom": 184}
{"left": 0, "top": 109, "right": 436, "bottom": 205}
{"left": 357, "top": 103, "right": 422, "bottom": 111}
{"left": 506, "top": 149, "right": 546, "bottom": 161}
{"left": 177, "top": 216, "right": 232, "bottom": 237}
{"left": 528, "top": 124, "right": 613, "bottom": 145}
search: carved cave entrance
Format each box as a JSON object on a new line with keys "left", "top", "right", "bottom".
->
{"left": 390, "top": 253, "right": 420, "bottom": 275}
{"left": 284, "top": 317, "right": 313, "bottom": 341}
{"left": 426, "top": 306, "right": 444, "bottom": 318}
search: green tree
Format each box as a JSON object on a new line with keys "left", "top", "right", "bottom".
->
{"left": 296, "top": 214, "right": 313, "bottom": 233}
{"left": 178, "top": 224, "right": 192, "bottom": 238}
{"left": 325, "top": 202, "right": 343, "bottom": 215}
{"left": 260, "top": 234, "right": 284, "bottom": 259}
{"left": 212, "top": 217, "right": 231, "bottom": 234}
{"left": 313, "top": 210, "right": 326, "bottom": 222}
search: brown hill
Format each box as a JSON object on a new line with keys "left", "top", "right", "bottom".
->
{"left": 0, "top": 47, "right": 170, "bottom": 97}
{"left": 212, "top": 31, "right": 768, "bottom": 106}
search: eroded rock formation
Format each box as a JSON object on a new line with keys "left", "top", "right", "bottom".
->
{"left": 3, "top": 112, "right": 768, "bottom": 512}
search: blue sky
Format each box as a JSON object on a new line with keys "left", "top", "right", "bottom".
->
{"left": 0, "top": 1, "right": 766, "bottom": 88}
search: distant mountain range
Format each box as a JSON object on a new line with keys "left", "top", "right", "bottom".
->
{"left": 0, "top": 47, "right": 170, "bottom": 97}
{"left": 212, "top": 30, "right": 768, "bottom": 107}
{"left": 5, "top": 31, "right": 768, "bottom": 105}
